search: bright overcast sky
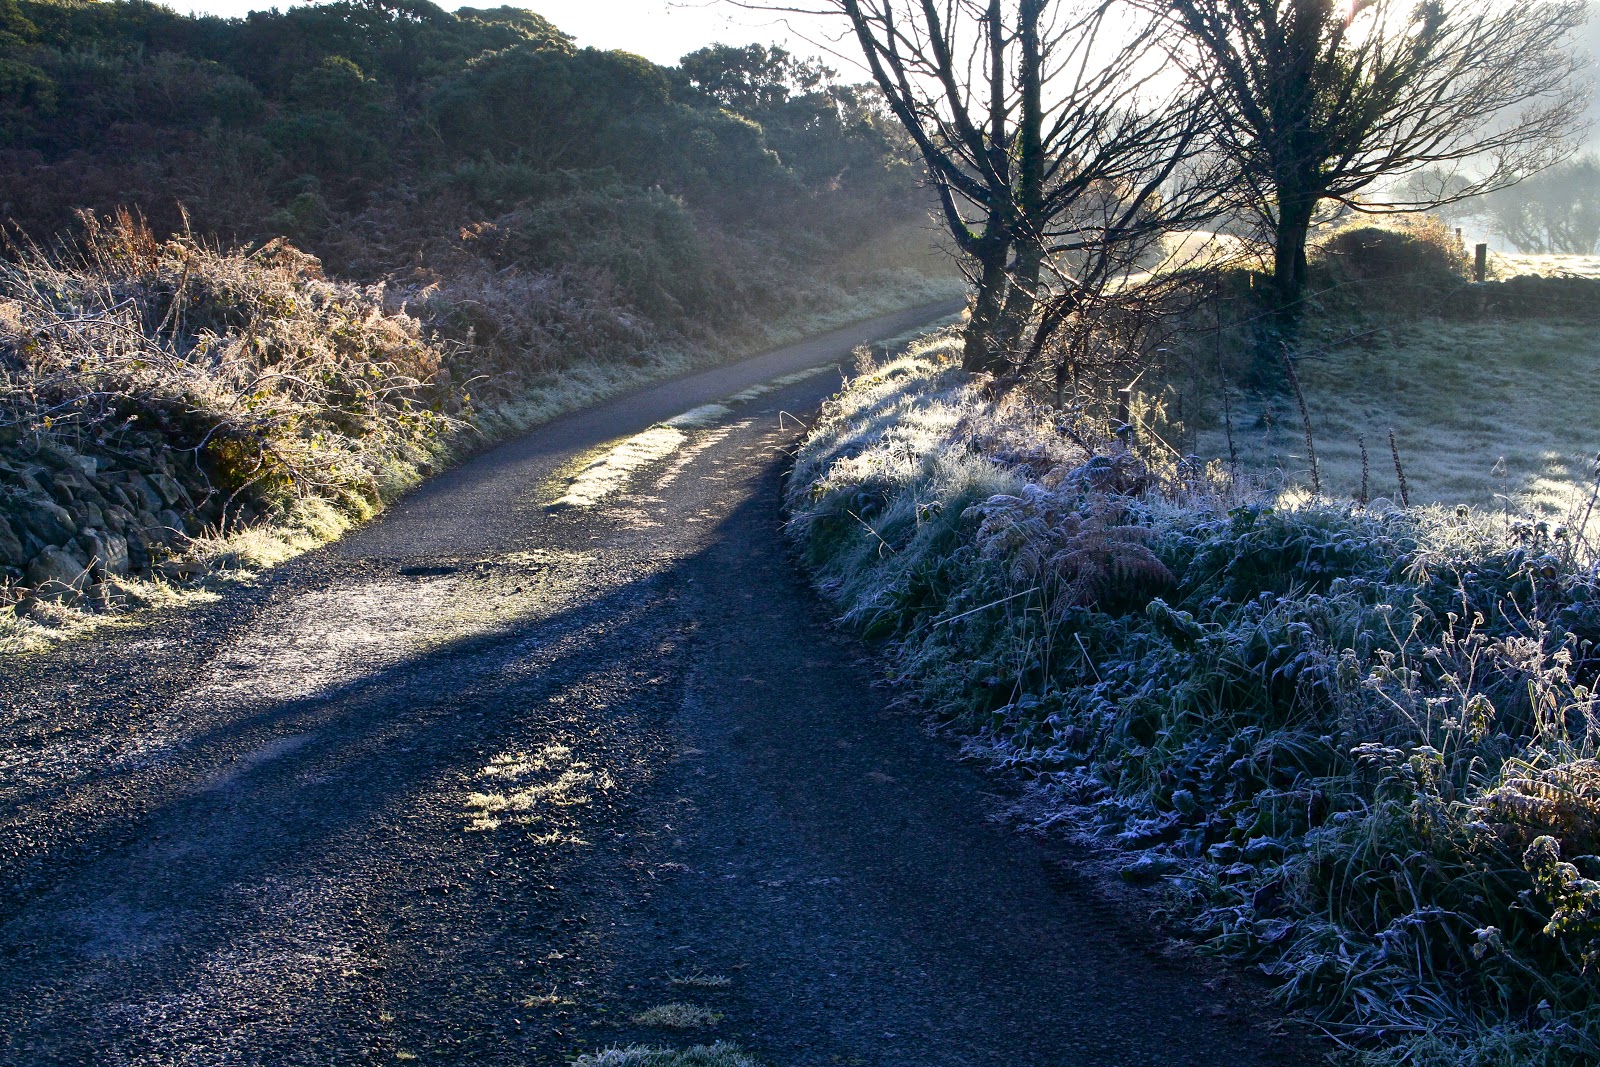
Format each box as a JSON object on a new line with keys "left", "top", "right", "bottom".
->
{"left": 163, "top": 1, "right": 850, "bottom": 68}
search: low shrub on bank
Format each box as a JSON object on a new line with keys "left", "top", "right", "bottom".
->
{"left": 0, "top": 212, "right": 460, "bottom": 610}
{"left": 2, "top": 211, "right": 456, "bottom": 512}
{"left": 788, "top": 338, "right": 1600, "bottom": 1066}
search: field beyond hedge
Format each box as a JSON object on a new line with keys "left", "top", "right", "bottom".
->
{"left": 1170, "top": 234, "right": 1600, "bottom": 517}
{"left": 1195, "top": 315, "right": 1600, "bottom": 515}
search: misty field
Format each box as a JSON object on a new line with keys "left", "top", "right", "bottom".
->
{"left": 1196, "top": 314, "right": 1600, "bottom": 515}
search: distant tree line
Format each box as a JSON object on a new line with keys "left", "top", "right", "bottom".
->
{"left": 1402, "top": 156, "right": 1600, "bottom": 255}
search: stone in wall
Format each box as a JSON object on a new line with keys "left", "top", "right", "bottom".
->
{"left": 2, "top": 436, "right": 218, "bottom": 610}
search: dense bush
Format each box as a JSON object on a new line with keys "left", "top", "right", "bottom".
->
{"left": 789, "top": 343, "right": 1600, "bottom": 1066}
{"left": 1308, "top": 215, "right": 1470, "bottom": 315}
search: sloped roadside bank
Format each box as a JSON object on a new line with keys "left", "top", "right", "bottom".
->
{"left": 0, "top": 215, "right": 962, "bottom": 653}
{"left": 784, "top": 333, "right": 1600, "bottom": 1067}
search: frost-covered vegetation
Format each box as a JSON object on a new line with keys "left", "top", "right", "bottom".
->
{"left": 0, "top": 211, "right": 466, "bottom": 649}
{"left": 3, "top": 212, "right": 455, "bottom": 527}
{"left": 789, "top": 333, "right": 1600, "bottom": 1065}
{"left": 573, "top": 1044, "right": 762, "bottom": 1067}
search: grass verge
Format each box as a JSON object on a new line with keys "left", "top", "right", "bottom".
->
{"left": 788, "top": 332, "right": 1600, "bottom": 1066}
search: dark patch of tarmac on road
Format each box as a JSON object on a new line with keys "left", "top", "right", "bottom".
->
{"left": 0, "top": 305, "right": 1326, "bottom": 1066}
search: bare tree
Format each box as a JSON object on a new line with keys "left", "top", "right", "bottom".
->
{"left": 736, "top": 0, "right": 1221, "bottom": 374}
{"left": 1385, "top": 166, "right": 1478, "bottom": 227}
{"left": 1487, "top": 154, "right": 1600, "bottom": 252}
{"left": 1158, "top": 0, "right": 1589, "bottom": 328}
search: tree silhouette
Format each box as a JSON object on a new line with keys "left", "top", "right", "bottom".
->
{"left": 1160, "top": 0, "right": 1588, "bottom": 330}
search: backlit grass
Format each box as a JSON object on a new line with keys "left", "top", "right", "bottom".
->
{"left": 573, "top": 1043, "right": 761, "bottom": 1067}
{"left": 629, "top": 1004, "right": 724, "bottom": 1030}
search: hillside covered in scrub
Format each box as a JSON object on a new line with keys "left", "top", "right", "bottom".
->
{"left": 0, "top": 0, "right": 956, "bottom": 640}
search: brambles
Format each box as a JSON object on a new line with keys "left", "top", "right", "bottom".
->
{"left": 1317, "top": 215, "right": 1471, "bottom": 293}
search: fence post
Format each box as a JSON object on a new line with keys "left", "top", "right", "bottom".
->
{"left": 1116, "top": 385, "right": 1133, "bottom": 428}
{"left": 1474, "top": 243, "right": 1488, "bottom": 283}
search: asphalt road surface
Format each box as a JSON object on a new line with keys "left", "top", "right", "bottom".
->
{"left": 0, "top": 305, "right": 1319, "bottom": 1066}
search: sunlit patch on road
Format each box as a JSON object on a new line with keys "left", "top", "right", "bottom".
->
{"left": 664, "top": 404, "right": 734, "bottom": 428}
{"left": 553, "top": 426, "right": 690, "bottom": 509}
{"left": 652, "top": 425, "right": 742, "bottom": 494}
{"left": 548, "top": 365, "right": 835, "bottom": 510}
{"left": 721, "top": 364, "right": 833, "bottom": 404}
{"left": 464, "top": 743, "right": 613, "bottom": 840}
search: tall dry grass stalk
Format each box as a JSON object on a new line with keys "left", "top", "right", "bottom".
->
{"left": 1280, "top": 346, "right": 1320, "bottom": 496}
{"left": 1359, "top": 433, "right": 1370, "bottom": 506}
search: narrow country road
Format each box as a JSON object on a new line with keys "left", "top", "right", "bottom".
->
{"left": 0, "top": 306, "right": 1316, "bottom": 1067}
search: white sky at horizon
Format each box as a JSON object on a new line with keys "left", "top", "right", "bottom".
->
{"left": 162, "top": 1, "right": 853, "bottom": 68}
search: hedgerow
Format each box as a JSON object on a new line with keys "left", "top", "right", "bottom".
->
{"left": 787, "top": 336, "right": 1600, "bottom": 1065}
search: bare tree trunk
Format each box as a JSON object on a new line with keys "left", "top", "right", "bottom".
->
{"left": 963, "top": 248, "right": 1012, "bottom": 373}
{"left": 995, "top": 244, "right": 1042, "bottom": 358}
{"left": 1272, "top": 191, "right": 1317, "bottom": 336}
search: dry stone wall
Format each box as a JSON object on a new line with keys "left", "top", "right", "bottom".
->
{"left": 0, "top": 435, "right": 220, "bottom": 609}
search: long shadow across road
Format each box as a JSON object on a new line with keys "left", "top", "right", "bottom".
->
{"left": 0, "top": 305, "right": 1319, "bottom": 1066}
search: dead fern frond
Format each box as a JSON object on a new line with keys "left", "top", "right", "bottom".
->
{"left": 1475, "top": 759, "right": 1600, "bottom": 854}
{"left": 970, "top": 486, "right": 1173, "bottom": 610}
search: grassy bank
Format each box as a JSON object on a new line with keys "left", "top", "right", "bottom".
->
{"left": 788, "top": 333, "right": 1600, "bottom": 1066}
{"left": 0, "top": 214, "right": 960, "bottom": 654}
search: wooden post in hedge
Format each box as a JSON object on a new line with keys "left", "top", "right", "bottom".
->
{"left": 1474, "top": 243, "right": 1488, "bottom": 283}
